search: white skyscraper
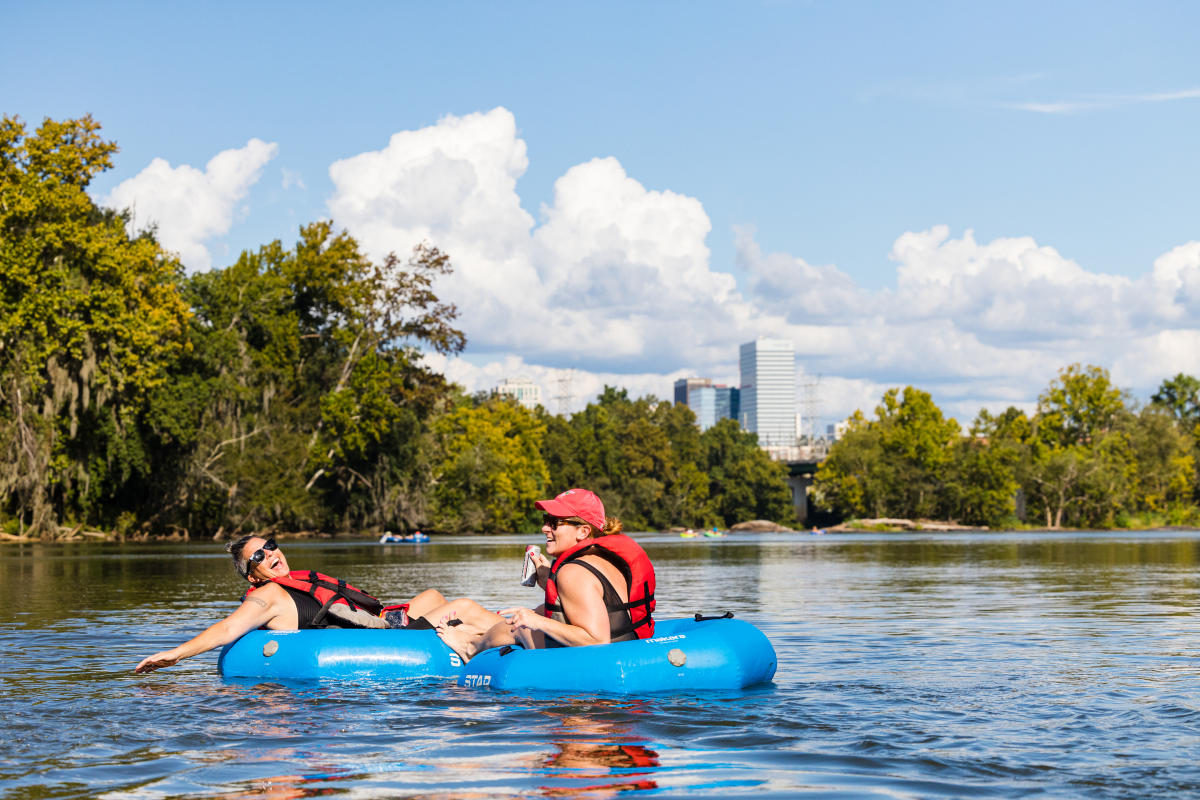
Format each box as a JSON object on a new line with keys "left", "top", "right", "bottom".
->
{"left": 739, "top": 338, "right": 796, "bottom": 447}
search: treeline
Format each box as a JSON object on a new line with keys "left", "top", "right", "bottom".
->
{"left": 814, "top": 368, "right": 1200, "bottom": 529}
{"left": 0, "top": 115, "right": 793, "bottom": 539}
{"left": 431, "top": 390, "right": 793, "bottom": 533}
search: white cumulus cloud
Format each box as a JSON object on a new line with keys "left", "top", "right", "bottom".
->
{"left": 328, "top": 108, "right": 774, "bottom": 375}
{"left": 102, "top": 139, "right": 278, "bottom": 271}
{"left": 324, "top": 108, "right": 1200, "bottom": 426}
{"left": 91, "top": 109, "right": 1200, "bottom": 428}
{"left": 739, "top": 224, "right": 1200, "bottom": 423}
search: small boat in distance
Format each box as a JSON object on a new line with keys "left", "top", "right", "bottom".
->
{"left": 379, "top": 531, "right": 430, "bottom": 544}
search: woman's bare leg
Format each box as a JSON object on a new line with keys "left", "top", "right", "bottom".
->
{"left": 404, "top": 589, "right": 447, "bottom": 620}
{"left": 430, "top": 598, "right": 505, "bottom": 630}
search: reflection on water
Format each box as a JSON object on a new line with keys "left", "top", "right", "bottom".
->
{"left": 534, "top": 705, "right": 660, "bottom": 797}
{"left": 2, "top": 531, "right": 1200, "bottom": 798}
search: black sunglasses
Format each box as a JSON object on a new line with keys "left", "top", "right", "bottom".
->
{"left": 542, "top": 514, "right": 584, "bottom": 531}
{"left": 243, "top": 537, "right": 278, "bottom": 573}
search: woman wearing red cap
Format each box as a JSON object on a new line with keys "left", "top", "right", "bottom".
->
{"left": 432, "top": 488, "right": 657, "bottom": 662}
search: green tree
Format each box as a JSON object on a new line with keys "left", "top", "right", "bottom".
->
{"left": 1035, "top": 363, "right": 1126, "bottom": 448}
{"left": 161, "top": 224, "right": 462, "bottom": 537}
{"left": 1024, "top": 365, "right": 1134, "bottom": 528}
{"left": 651, "top": 401, "right": 711, "bottom": 527}
{"left": 1150, "top": 373, "right": 1200, "bottom": 428}
{"left": 814, "top": 388, "right": 961, "bottom": 522}
{"left": 431, "top": 395, "right": 549, "bottom": 532}
{"left": 0, "top": 115, "right": 190, "bottom": 536}
{"left": 812, "top": 411, "right": 886, "bottom": 518}
{"left": 874, "top": 386, "right": 961, "bottom": 518}
{"left": 700, "top": 418, "right": 793, "bottom": 527}
{"left": 1123, "top": 405, "right": 1197, "bottom": 512}
{"left": 943, "top": 408, "right": 1029, "bottom": 527}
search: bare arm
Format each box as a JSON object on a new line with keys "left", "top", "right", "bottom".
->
{"left": 499, "top": 563, "right": 612, "bottom": 647}
{"left": 134, "top": 588, "right": 284, "bottom": 673}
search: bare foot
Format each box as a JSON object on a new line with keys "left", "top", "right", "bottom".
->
{"left": 436, "top": 614, "right": 483, "bottom": 661}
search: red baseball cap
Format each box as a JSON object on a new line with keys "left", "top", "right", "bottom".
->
{"left": 535, "top": 488, "right": 606, "bottom": 531}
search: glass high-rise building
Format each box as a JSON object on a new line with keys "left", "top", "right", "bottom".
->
{"left": 674, "top": 378, "right": 739, "bottom": 431}
{"left": 739, "top": 338, "right": 796, "bottom": 446}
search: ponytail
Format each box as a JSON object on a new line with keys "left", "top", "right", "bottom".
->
{"left": 600, "top": 517, "right": 623, "bottom": 536}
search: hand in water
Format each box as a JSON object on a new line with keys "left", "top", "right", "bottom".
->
{"left": 134, "top": 652, "right": 179, "bottom": 673}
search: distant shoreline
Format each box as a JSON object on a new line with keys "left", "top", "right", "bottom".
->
{"left": 5, "top": 519, "right": 1198, "bottom": 543}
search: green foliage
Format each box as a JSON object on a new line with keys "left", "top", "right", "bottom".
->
{"left": 1022, "top": 365, "right": 1136, "bottom": 528}
{"left": 1122, "top": 405, "right": 1197, "bottom": 512}
{"left": 812, "top": 411, "right": 883, "bottom": 518}
{"left": 1151, "top": 373, "right": 1200, "bottom": 427}
{"left": 815, "top": 387, "right": 967, "bottom": 522}
{"left": 431, "top": 395, "right": 550, "bottom": 532}
{"left": 0, "top": 115, "right": 189, "bottom": 536}
{"left": 162, "top": 224, "right": 464, "bottom": 536}
{"left": 1035, "top": 364, "right": 1127, "bottom": 448}
{"left": 875, "top": 387, "right": 961, "bottom": 518}
{"left": 699, "top": 418, "right": 793, "bottom": 527}
{"left": 538, "top": 392, "right": 793, "bottom": 531}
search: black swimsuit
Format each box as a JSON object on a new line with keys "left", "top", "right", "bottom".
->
{"left": 550, "top": 559, "right": 637, "bottom": 645}
{"left": 281, "top": 586, "right": 323, "bottom": 628}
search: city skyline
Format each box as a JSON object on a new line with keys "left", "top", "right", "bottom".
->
{"left": 6, "top": 3, "right": 1199, "bottom": 426}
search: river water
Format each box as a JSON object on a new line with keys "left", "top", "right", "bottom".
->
{"left": 2, "top": 530, "right": 1199, "bottom": 798}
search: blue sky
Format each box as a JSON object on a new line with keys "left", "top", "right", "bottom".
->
{"left": 5, "top": 1, "right": 1200, "bottom": 427}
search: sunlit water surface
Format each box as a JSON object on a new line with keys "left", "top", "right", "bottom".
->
{"left": 2, "top": 531, "right": 1200, "bottom": 798}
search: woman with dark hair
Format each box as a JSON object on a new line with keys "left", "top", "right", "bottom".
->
{"left": 133, "top": 534, "right": 440, "bottom": 673}
{"left": 433, "top": 488, "right": 656, "bottom": 662}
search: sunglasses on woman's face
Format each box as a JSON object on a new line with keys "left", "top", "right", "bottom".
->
{"left": 542, "top": 515, "right": 582, "bottom": 531}
{"left": 244, "top": 538, "right": 278, "bottom": 572}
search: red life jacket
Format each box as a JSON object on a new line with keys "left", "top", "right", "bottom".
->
{"left": 544, "top": 535, "right": 656, "bottom": 640}
{"left": 247, "top": 570, "right": 384, "bottom": 627}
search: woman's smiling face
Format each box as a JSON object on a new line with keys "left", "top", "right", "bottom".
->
{"left": 542, "top": 515, "right": 591, "bottom": 556}
{"left": 242, "top": 536, "right": 289, "bottom": 581}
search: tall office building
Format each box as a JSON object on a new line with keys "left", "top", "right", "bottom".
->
{"left": 739, "top": 338, "right": 796, "bottom": 447}
{"left": 674, "top": 377, "right": 712, "bottom": 406}
{"left": 673, "top": 377, "right": 739, "bottom": 431}
{"left": 495, "top": 377, "right": 542, "bottom": 410}
{"left": 712, "top": 385, "right": 740, "bottom": 428}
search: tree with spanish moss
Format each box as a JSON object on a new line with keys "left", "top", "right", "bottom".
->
{"left": 0, "top": 115, "right": 190, "bottom": 536}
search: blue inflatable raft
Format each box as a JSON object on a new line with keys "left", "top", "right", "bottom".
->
{"left": 217, "top": 615, "right": 776, "bottom": 693}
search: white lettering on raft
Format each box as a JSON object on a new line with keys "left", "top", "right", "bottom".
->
{"left": 463, "top": 674, "right": 491, "bottom": 688}
{"left": 646, "top": 634, "right": 687, "bottom": 644}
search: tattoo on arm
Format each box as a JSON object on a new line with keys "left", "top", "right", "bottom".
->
{"left": 247, "top": 596, "right": 268, "bottom": 609}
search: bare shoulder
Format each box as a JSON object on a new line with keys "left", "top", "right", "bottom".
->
{"left": 556, "top": 561, "right": 603, "bottom": 590}
{"left": 242, "top": 582, "right": 287, "bottom": 607}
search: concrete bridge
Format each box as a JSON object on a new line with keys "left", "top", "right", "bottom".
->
{"left": 785, "top": 458, "right": 821, "bottom": 526}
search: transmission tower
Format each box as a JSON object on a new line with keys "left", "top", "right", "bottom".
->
{"left": 554, "top": 368, "right": 575, "bottom": 417}
{"left": 799, "top": 374, "right": 822, "bottom": 444}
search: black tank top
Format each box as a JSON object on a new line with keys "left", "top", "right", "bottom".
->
{"left": 549, "top": 559, "right": 636, "bottom": 645}
{"left": 281, "top": 585, "right": 323, "bottom": 629}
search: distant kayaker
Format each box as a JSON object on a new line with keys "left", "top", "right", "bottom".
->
{"left": 431, "top": 488, "right": 657, "bottom": 661}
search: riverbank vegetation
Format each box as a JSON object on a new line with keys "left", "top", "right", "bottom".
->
{"left": 813, "top": 369, "right": 1200, "bottom": 530}
{"left": 0, "top": 115, "right": 793, "bottom": 540}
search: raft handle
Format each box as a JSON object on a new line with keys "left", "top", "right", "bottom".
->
{"left": 694, "top": 611, "right": 734, "bottom": 622}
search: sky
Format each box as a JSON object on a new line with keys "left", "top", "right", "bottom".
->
{"left": 4, "top": 0, "right": 1200, "bottom": 430}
